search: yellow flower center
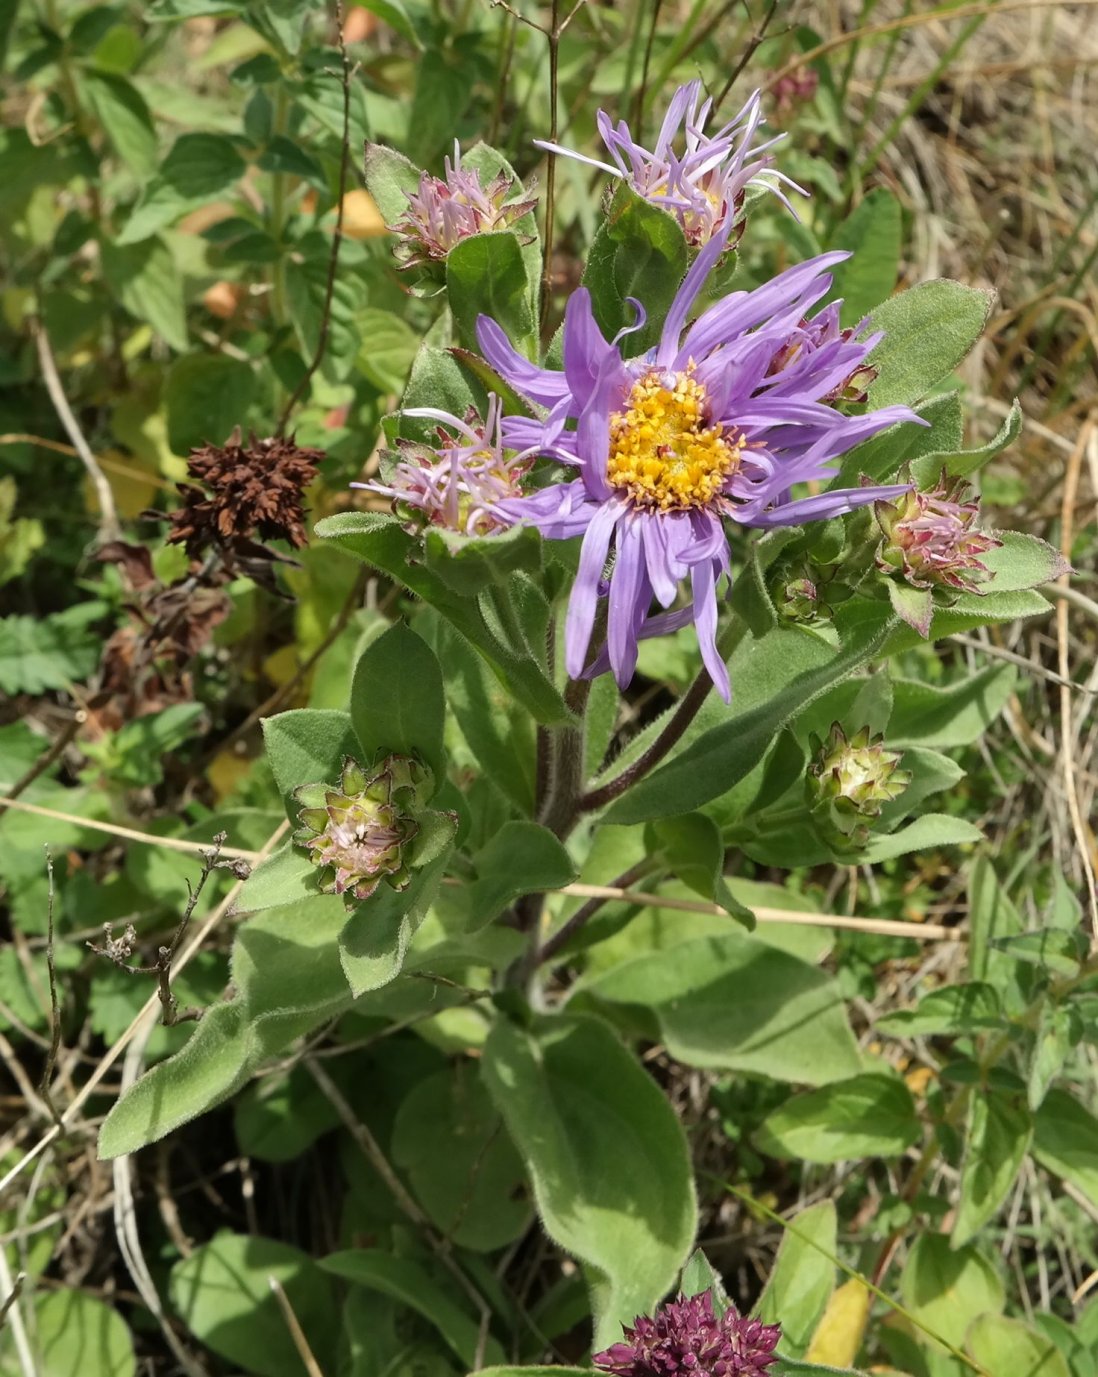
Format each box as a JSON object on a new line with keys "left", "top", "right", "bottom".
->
{"left": 607, "top": 370, "right": 743, "bottom": 512}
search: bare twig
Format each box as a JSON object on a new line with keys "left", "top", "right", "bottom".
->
{"left": 31, "top": 317, "right": 120, "bottom": 544}
{"left": 0, "top": 797, "right": 260, "bottom": 862}
{"left": 6, "top": 713, "right": 86, "bottom": 804}
{"left": 713, "top": 0, "right": 780, "bottom": 114}
{"left": 89, "top": 834, "right": 241, "bottom": 1025}
{"left": 0, "top": 820, "right": 289, "bottom": 1204}
{"left": 276, "top": 0, "right": 354, "bottom": 435}
{"left": 0, "top": 1253, "right": 33, "bottom": 1377}
{"left": 269, "top": 1279, "right": 326, "bottom": 1377}
{"left": 38, "top": 849, "right": 62, "bottom": 1127}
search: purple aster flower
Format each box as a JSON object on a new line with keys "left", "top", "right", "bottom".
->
{"left": 535, "top": 82, "right": 804, "bottom": 246}
{"left": 593, "top": 1291, "right": 781, "bottom": 1377}
{"left": 476, "top": 225, "right": 922, "bottom": 700}
{"left": 354, "top": 395, "right": 534, "bottom": 537}
{"left": 388, "top": 142, "right": 537, "bottom": 268}
{"left": 765, "top": 302, "right": 879, "bottom": 405}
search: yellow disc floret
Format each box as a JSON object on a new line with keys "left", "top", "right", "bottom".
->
{"left": 607, "top": 368, "right": 743, "bottom": 511}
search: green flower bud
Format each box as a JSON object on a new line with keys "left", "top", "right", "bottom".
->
{"left": 292, "top": 754, "right": 433, "bottom": 902}
{"left": 806, "top": 723, "right": 911, "bottom": 852}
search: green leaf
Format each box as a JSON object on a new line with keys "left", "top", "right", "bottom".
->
{"left": 580, "top": 933, "right": 860, "bottom": 1085}
{"left": 981, "top": 530, "right": 1070, "bottom": 593}
{"left": 452, "top": 821, "right": 575, "bottom": 931}
{"left": 604, "top": 603, "right": 895, "bottom": 824}
{"left": 877, "top": 983, "right": 1001, "bottom": 1037}
{"left": 431, "top": 622, "right": 536, "bottom": 813}
{"left": 80, "top": 69, "right": 157, "bottom": 175}
{"left": 909, "top": 398, "right": 1023, "bottom": 488}
{"left": 966, "top": 1315, "right": 1069, "bottom": 1377}
{"left": 170, "top": 1233, "right": 337, "bottom": 1377}
{"left": 0, "top": 1289, "right": 135, "bottom": 1377}
{"left": 363, "top": 140, "right": 422, "bottom": 225}
{"left": 952, "top": 1093, "right": 1032, "bottom": 1248}
{"left": 828, "top": 188, "right": 903, "bottom": 325}
{"left": 0, "top": 602, "right": 104, "bottom": 694}
{"left": 991, "top": 929, "right": 1084, "bottom": 978}
{"left": 754, "top": 1074, "right": 919, "bottom": 1163}
{"left": 99, "top": 234, "right": 185, "bottom": 349}
{"left": 261, "top": 708, "right": 359, "bottom": 819}
{"left": 583, "top": 182, "right": 689, "bottom": 354}
{"left": 968, "top": 856, "right": 1024, "bottom": 995}
{"left": 679, "top": 1249, "right": 731, "bottom": 1313}
{"left": 865, "top": 280, "right": 994, "bottom": 408}
{"left": 164, "top": 352, "right": 256, "bottom": 454}
{"left": 231, "top": 842, "right": 321, "bottom": 914}
{"left": 285, "top": 233, "right": 367, "bottom": 381}
{"left": 321, "top": 1249, "right": 504, "bottom": 1369}
{"left": 756, "top": 1202, "right": 837, "bottom": 1357}
{"left": 879, "top": 587, "right": 1055, "bottom": 654}
{"left": 356, "top": 306, "right": 421, "bottom": 394}
{"left": 836, "top": 388, "right": 963, "bottom": 487}
{"left": 98, "top": 1002, "right": 254, "bottom": 1157}
{"left": 446, "top": 231, "right": 536, "bottom": 360}
{"left": 1028, "top": 1004, "right": 1078, "bottom": 1111}
{"left": 316, "top": 511, "right": 570, "bottom": 724}
{"left": 408, "top": 47, "right": 472, "bottom": 165}
{"left": 233, "top": 1064, "right": 340, "bottom": 1162}
{"left": 1033, "top": 1089, "right": 1098, "bottom": 1210}
{"left": 861, "top": 813, "right": 982, "bottom": 863}
{"left": 888, "top": 666, "right": 1016, "bottom": 749}
{"left": 349, "top": 620, "right": 446, "bottom": 785}
{"left": 119, "top": 131, "right": 246, "bottom": 243}
{"left": 338, "top": 848, "right": 453, "bottom": 996}
{"left": 898, "top": 1235, "right": 1004, "bottom": 1350}
{"left": 481, "top": 1013, "right": 696, "bottom": 1348}
{"left": 392, "top": 1067, "right": 530, "bottom": 1251}
{"left": 649, "top": 813, "right": 754, "bottom": 928}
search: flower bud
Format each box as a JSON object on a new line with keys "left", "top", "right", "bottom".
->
{"left": 875, "top": 471, "right": 1001, "bottom": 594}
{"left": 292, "top": 754, "right": 432, "bottom": 901}
{"left": 388, "top": 144, "right": 536, "bottom": 269}
{"left": 807, "top": 722, "right": 910, "bottom": 851}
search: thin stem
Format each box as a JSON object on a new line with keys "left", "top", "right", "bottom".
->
{"left": 712, "top": 0, "right": 780, "bottom": 115}
{"left": 539, "top": 0, "right": 562, "bottom": 332}
{"left": 39, "top": 849, "right": 62, "bottom": 1128}
{"left": 528, "top": 858, "right": 655, "bottom": 973}
{"left": 537, "top": 674, "right": 593, "bottom": 838}
{"left": 632, "top": 0, "right": 664, "bottom": 130}
{"left": 278, "top": 0, "right": 354, "bottom": 433}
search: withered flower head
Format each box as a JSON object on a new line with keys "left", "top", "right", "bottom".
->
{"left": 594, "top": 1291, "right": 781, "bottom": 1377}
{"left": 165, "top": 429, "right": 324, "bottom": 560}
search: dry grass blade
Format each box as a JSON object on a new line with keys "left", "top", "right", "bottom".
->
{"left": 0, "top": 797, "right": 261, "bottom": 862}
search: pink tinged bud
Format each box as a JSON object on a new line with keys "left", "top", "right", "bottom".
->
{"left": 875, "top": 470, "right": 1002, "bottom": 595}
{"left": 357, "top": 395, "right": 533, "bottom": 537}
{"left": 293, "top": 755, "right": 429, "bottom": 902}
{"left": 388, "top": 145, "right": 537, "bottom": 268}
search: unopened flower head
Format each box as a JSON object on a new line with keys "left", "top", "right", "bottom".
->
{"left": 389, "top": 142, "right": 537, "bottom": 268}
{"left": 355, "top": 395, "right": 534, "bottom": 537}
{"left": 766, "top": 303, "right": 878, "bottom": 405}
{"left": 808, "top": 722, "right": 911, "bottom": 850}
{"left": 477, "top": 223, "right": 921, "bottom": 700}
{"left": 771, "top": 66, "right": 819, "bottom": 119}
{"left": 293, "top": 755, "right": 430, "bottom": 901}
{"left": 593, "top": 1290, "right": 781, "bottom": 1377}
{"left": 535, "top": 82, "right": 805, "bottom": 247}
{"left": 876, "top": 471, "right": 1002, "bottom": 593}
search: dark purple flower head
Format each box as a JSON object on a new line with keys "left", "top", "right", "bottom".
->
{"left": 875, "top": 470, "right": 1002, "bottom": 593}
{"left": 593, "top": 1291, "right": 781, "bottom": 1377}
{"left": 476, "top": 223, "right": 922, "bottom": 700}
{"left": 389, "top": 143, "right": 537, "bottom": 268}
{"left": 535, "top": 83, "right": 804, "bottom": 247}
{"left": 354, "top": 395, "right": 534, "bottom": 537}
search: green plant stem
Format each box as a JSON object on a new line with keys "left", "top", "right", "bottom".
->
{"left": 537, "top": 674, "right": 593, "bottom": 839}
{"left": 539, "top": 0, "right": 562, "bottom": 333}
{"left": 579, "top": 615, "right": 748, "bottom": 814}
{"left": 270, "top": 83, "right": 291, "bottom": 331}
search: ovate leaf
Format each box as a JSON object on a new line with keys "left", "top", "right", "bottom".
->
{"left": 865, "top": 279, "right": 994, "bottom": 408}
{"left": 754, "top": 1074, "right": 920, "bottom": 1163}
{"left": 482, "top": 1014, "right": 696, "bottom": 1348}
{"left": 756, "top": 1202, "right": 837, "bottom": 1357}
{"left": 349, "top": 620, "right": 446, "bottom": 786}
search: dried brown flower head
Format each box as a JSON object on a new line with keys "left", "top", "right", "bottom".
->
{"left": 165, "top": 428, "right": 324, "bottom": 559}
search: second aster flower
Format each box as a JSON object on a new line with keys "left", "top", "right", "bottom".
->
{"left": 593, "top": 1290, "right": 781, "bottom": 1377}
{"left": 535, "top": 82, "right": 804, "bottom": 247}
{"left": 354, "top": 395, "right": 534, "bottom": 537}
{"left": 477, "top": 225, "right": 922, "bottom": 700}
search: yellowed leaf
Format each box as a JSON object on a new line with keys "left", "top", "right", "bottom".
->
{"left": 341, "top": 189, "right": 389, "bottom": 240}
{"left": 206, "top": 747, "right": 254, "bottom": 803}
{"left": 805, "top": 1277, "right": 871, "bottom": 1368}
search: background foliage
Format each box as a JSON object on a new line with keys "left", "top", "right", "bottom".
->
{"left": 2, "top": 2, "right": 1098, "bottom": 1376}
